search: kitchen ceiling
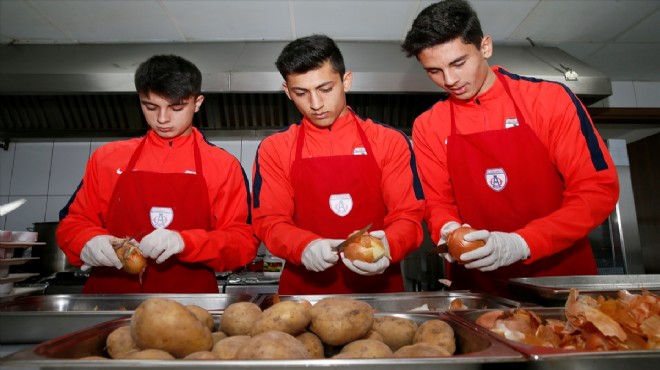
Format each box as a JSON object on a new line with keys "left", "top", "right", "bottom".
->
{"left": 1, "top": 0, "right": 659, "bottom": 82}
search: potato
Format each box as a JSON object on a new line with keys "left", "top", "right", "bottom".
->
{"left": 296, "top": 332, "right": 325, "bottom": 359}
{"left": 413, "top": 319, "right": 456, "bottom": 354}
{"left": 394, "top": 342, "right": 452, "bottom": 358}
{"left": 186, "top": 305, "right": 214, "bottom": 331}
{"left": 183, "top": 351, "right": 220, "bottom": 360}
{"left": 211, "top": 331, "right": 228, "bottom": 344}
{"left": 372, "top": 315, "right": 418, "bottom": 351}
{"left": 251, "top": 300, "right": 312, "bottom": 336}
{"left": 235, "top": 331, "right": 310, "bottom": 360}
{"left": 124, "top": 349, "right": 175, "bottom": 360}
{"left": 309, "top": 296, "right": 374, "bottom": 346}
{"left": 130, "top": 297, "right": 213, "bottom": 358}
{"left": 106, "top": 325, "right": 139, "bottom": 359}
{"left": 220, "top": 302, "right": 262, "bottom": 336}
{"left": 361, "top": 329, "right": 384, "bottom": 342}
{"left": 338, "top": 339, "right": 393, "bottom": 358}
{"left": 212, "top": 335, "right": 251, "bottom": 359}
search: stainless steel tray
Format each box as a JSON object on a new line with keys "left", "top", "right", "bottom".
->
{"left": 0, "top": 293, "right": 253, "bottom": 344}
{"left": 449, "top": 307, "right": 660, "bottom": 369}
{"left": 0, "top": 312, "right": 524, "bottom": 369}
{"left": 508, "top": 275, "right": 660, "bottom": 305}
{"left": 253, "top": 290, "right": 530, "bottom": 312}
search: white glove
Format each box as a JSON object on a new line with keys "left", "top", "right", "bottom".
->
{"left": 301, "top": 238, "right": 342, "bottom": 272}
{"left": 460, "top": 230, "right": 530, "bottom": 271}
{"left": 80, "top": 235, "right": 123, "bottom": 271}
{"left": 139, "top": 228, "right": 185, "bottom": 264}
{"left": 341, "top": 230, "right": 391, "bottom": 276}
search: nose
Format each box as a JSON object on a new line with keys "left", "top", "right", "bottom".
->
{"left": 157, "top": 108, "right": 170, "bottom": 124}
{"left": 310, "top": 92, "right": 323, "bottom": 111}
{"left": 443, "top": 70, "right": 459, "bottom": 87}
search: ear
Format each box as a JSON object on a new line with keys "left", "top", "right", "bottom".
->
{"left": 194, "top": 95, "right": 205, "bottom": 112}
{"left": 481, "top": 36, "right": 493, "bottom": 59}
{"left": 282, "top": 82, "right": 293, "bottom": 100}
{"left": 342, "top": 71, "right": 353, "bottom": 93}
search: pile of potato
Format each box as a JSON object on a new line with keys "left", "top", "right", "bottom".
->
{"left": 85, "top": 296, "right": 457, "bottom": 360}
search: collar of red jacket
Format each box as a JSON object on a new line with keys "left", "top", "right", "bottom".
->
{"left": 302, "top": 107, "right": 356, "bottom": 132}
{"left": 450, "top": 65, "right": 508, "bottom": 107}
{"left": 146, "top": 127, "right": 198, "bottom": 148}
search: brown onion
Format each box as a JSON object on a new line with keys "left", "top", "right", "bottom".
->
{"left": 344, "top": 234, "right": 390, "bottom": 263}
{"left": 446, "top": 226, "right": 485, "bottom": 264}
{"left": 113, "top": 238, "right": 147, "bottom": 275}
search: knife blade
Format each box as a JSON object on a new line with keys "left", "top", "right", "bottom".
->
{"left": 0, "top": 198, "right": 27, "bottom": 216}
{"left": 334, "top": 223, "right": 373, "bottom": 252}
{"left": 428, "top": 242, "right": 449, "bottom": 255}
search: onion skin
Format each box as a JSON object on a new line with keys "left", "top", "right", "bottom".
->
{"left": 446, "top": 227, "right": 485, "bottom": 264}
{"left": 343, "top": 234, "right": 390, "bottom": 263}
{"left": 113, "top": 238, "right": 147, "bottom": 275}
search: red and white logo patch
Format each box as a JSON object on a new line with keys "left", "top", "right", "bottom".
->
{"left": 150, "top": 207, "right": 174, "bottom": 229}
{"left": 485, "top": 168, "right": 507, "bottom": 192}
{"left": 329, "top": 193, "right": 353, "bottom": 217}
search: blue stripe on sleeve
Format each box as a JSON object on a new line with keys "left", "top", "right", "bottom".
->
{"left": 498, "top": 68, "right": 609, "bottom": 171}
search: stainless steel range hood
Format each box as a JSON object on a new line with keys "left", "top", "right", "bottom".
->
{"left": 0, "top": 41, "right": 611, "bottom": 99}
{"left": 0, "top": 41, "right": 612, "bottom": 138}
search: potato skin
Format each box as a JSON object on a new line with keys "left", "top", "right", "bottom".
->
{"left": 211, "top": 331, "right": 228, "bottom": 344}
{"left": 251, "top": 300, "right": 312, "bottom": 336}
{"left": 338, "top": 339, "right": 393, "bottom": 358}
{"left": 186, "top": 305, "right": 214, "bottom": 331}
{"left": 212, "top": 335, "right": 251, "bottom": 359}
{"left": 413, "top": 319, "right": 456, "bottom": 354}
{"left": 372, "top": 315, "right": 418, "bottom": 351}
{"left": 296, "top": 332, "right": 325, "bottom": 359}
{"left": 130, "top": 297, "right": 213, "bottom": 358}
{"left": 235, "top": 331, "right": 310, "bottom": 360}
{"left": 310, "top": 297, "right": 374, "bottom": 346}
{"left": 394, "top": 342, "right": 452, "bottom": 358}
{"left": 220, "top": 302, "right": 262, "bottom": 336}
{"left": 183, "top": 351, "right": 220, "bottom": 360}
{"left": 106, "top": 325, "right": 139, "bottom": 359}
{"left": 124, "top": 349, "right": 175, "bottom": 360}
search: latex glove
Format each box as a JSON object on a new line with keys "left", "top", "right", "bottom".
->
{"left": 80, "top": 235, "right": 123, "bottom": 271}
{"left": 139, "top": 228, "right": 185, "bottom": 264}
{"left": 301, "top": 238, "right": 342, "bottom": 272}
{"left": 460, "top": 230, "right": 530, "bottom": 271}
{"left": 341, "top": 230, "right": 391, "bottom": 276}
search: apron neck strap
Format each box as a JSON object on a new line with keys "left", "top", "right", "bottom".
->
{"left": 125, "top": 131, "right": 204, "bottom": 174}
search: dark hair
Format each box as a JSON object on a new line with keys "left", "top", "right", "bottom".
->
{"left": 402, "top": 0, "right": 483, "bottom": 57}
{"left": 275, "top": 34, "right": 346, "bottom": 80}
{"left": 134, "top": 54, "right": 202, "bottom": 102}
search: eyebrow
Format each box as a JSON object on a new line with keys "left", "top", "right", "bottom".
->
{"left": 290, "top": 81, "right": 334, "bottom": 92}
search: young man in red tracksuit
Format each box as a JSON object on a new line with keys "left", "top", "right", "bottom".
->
{"left": 252, "top": 35, "right": 425, "bottom": 294}
{"left": 402, "top": 0, "right": 619, "bottom": 296}
{"left": 57, "top": 55, "right": 259, "bottom": 294}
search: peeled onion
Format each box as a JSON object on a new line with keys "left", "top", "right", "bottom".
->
{"left": 446, "top": 226, "right": 485, "bottom": 264}
{"left": 113, "top": 238, "right": 147, "bottom": 275}
{"left": 344, "top": 234, "right": 390, "bottom": 263}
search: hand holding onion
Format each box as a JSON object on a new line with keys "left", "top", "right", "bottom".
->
{"left": 112, "top": 238, "right": 147, "bottom": 276}
{"left": 446, "top": 226, "right": 485, "bottom": 264}
{"left": 343, "top": 232, "right": 391, "bottom": 263}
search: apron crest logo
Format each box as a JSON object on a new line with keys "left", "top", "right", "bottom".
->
{"left": 150, "top": 207, "right": 174, "bottom": 229}
{"left": 485, "top": 168, "right": 507, "bottom": 192}
{"left": 329, "top": 193, "right": 353, "bottom": 217}
{"left": 505, "top": 118, "right": 519, "bottom": 129}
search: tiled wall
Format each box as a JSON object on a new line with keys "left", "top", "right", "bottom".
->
{"left": 0, "top": 136, "right": 262, "bottom": 232}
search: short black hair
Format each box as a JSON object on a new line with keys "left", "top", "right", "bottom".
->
{"left": 275, "top": 34, "right": 346, "bottom": 80}
{"left": 402, "top": 0, "right": 483, "bottom": 58}
{"left": 134, "top": 54, "right": 202, "bottom": 103}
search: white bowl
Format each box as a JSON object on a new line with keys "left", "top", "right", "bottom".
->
{"left": 0, "top": 282, "right": 13, "bottom": 295}
{"left": 10, "top": 231, "right": 38, "bottom": 243}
